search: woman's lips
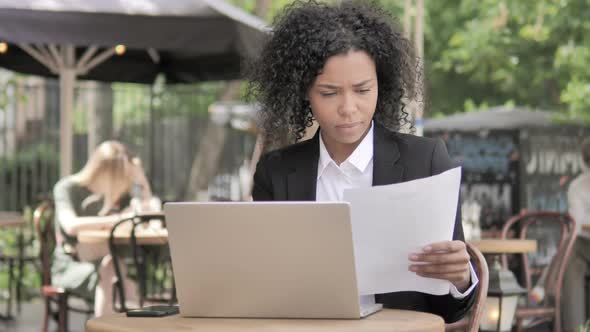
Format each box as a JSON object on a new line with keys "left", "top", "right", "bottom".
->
{"left": 336, "top": 122, "right": 361, "bottom": 129}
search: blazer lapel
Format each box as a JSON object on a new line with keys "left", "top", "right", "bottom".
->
{"left": 285, "top": 123, "right": 403, "bottom": 199}
{"left": 372, "top": 123, "right": 404, "bottom": 186}
{"left": 286, "top": 132, "right": 319, "bottom": 201}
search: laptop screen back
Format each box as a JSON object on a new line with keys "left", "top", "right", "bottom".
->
{"left": 164, "top": 202, "right": 361, "bottom": 319}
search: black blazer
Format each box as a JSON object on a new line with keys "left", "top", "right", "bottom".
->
{"left": 252, "top": 122, "right": 475, "bottom": 323}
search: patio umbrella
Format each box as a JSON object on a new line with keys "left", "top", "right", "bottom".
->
{"left": 0, "top": 0, "right": 268, "bottom": 176}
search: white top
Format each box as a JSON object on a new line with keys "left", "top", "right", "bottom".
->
{"left": 568, "top": 169, "right": 590, "bottom": 234}
{"left": 315, "top": 122, "right": 478, "bottom": 300}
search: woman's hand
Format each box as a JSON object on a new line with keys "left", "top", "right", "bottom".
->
{"left": 409, "top": 240, "right": 471, "bottom": 292}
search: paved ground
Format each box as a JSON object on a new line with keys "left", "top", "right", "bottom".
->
{"left": 0, "top": 300, "right": 89, "bottom": 332}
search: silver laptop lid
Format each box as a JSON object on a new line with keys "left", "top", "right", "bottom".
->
{"left": 164, "top": 202, "right": 361, "bottom": 319}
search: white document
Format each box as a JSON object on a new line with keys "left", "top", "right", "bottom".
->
{"left": 343, "top": 167, "right": 462, "bottom": 296}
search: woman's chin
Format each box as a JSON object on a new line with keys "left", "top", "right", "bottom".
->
{"left": 333, "top": 134, "right": 365, "bottom": 146}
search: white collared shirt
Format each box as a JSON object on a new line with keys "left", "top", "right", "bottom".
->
{"left": 315, "top": 122, "right": 478, "bottom": 300}
{"left": 316, "top": 122, "right": 375, "bottom": 202}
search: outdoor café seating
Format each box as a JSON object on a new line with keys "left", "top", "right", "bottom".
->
{"left": 500, "top": 211, "right": 577, "bottom": 332}
{"left": 34, "top": 201, "right": 94, "bottom": 332}
{"left": 445, "top": 242, "right": 489, "bottom": 332}
{"left": 108, "top": 214, "right": 175, "bottom": 312}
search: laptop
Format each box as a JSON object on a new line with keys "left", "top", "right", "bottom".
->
{"left": 164, "top": 201, "right": 382, "bottom": 319}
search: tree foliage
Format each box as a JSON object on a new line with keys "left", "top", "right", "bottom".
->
{"left": 423, "top": 0, "right": 590, "bottom": 122}
{"left": 0, "top": 69, "right": 18, "bottom": 112}
{"left": 231, "top": 0, "right": 590, "bottom": 122}
{"left": 227, "top": 0, "right": 303, "bottom": 21}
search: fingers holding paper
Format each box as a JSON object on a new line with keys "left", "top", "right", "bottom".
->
{"left": 408, "top": 240, "right": 471, "bottom": 292}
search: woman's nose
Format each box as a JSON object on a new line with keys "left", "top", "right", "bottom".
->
{"left": 337, "top": 92, "right": 357, "bottom": 117}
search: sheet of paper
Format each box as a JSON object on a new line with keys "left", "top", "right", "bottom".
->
{"left": 343, "top": 167, "right": 462, "bottom": 296}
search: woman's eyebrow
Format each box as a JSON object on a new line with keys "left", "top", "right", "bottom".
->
{"left": 352, "top": 79, "right": 374, "bottom": 87}
{"left": 316, "top": 83, "right": 340, "bottom": 89}
{"left": 316, "top": 79, "right": 374, "bottom": 89}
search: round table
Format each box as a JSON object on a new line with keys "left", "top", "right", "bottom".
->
{"left": 76, "top": 213, "right": 167, "bottom": 261}
{"left": 77, "top": 228, "right": 168, "bottom": 246}
{"left": 469, "top": 239, "right": 537, "bottom": 254}
{"left": 86, "top": 309, "right": 444, "bottom": 332}
{"left": 77, "top": 212, "right": 168, "bottom": 246}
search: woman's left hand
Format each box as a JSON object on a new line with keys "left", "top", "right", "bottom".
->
{"left": 409, "top": 240, "right": 471, "bottom": 292}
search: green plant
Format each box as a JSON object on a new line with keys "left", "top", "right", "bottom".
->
{"left": 0, "top": 70, "right": 19, "bottom": 112}
{"left": 0, "top": 206, "right": 41, "bottom": 302}
{"left": 577, "top": 320, "right": 590, "bottom": 332}
{"left": 1, "top": 143, "right": 59, "bottom": 211}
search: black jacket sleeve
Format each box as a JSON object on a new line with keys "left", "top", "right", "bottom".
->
{"left": 425, "top": 138, "right": 477, "bottom": 323}
{"left": 252, "top": 153, "right": 274, "bottom": 201}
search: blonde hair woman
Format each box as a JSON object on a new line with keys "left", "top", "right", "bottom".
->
{"left": 52, "top": 140, "right": 155, "bottom": 317}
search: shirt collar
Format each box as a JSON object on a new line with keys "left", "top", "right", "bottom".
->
{"left": 317, "top": 121, "right": 374, "bottom": 179}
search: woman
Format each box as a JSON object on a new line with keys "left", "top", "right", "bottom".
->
{"left": 53, "top": 140, "right": 154, "bottom": 317}
{"left": 247, "top": 0, "right": 477, "bottom": 323}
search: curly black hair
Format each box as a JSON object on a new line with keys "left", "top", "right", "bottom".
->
{"left": 246, "top": 0, "right": 417, "bottom": 148}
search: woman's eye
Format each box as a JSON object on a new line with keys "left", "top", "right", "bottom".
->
{"left": 357, "top": 89, "right": 371, "bottom": 94}
{"left": 320, "top": 92, "right": 336, "bottom": 97}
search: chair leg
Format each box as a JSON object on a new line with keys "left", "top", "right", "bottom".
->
{"left": 516, "top": 318, "right": 524, "bottom": 332}
{"left": 554, "top": 309, "right": 561, "bottom": 332}
{"left": 6, "top": 258, "right": 14, "bottom": 318}
{"left": 42, "top": 298, "right": 50, "bottom": 332}
{"left": 58, "top": 294, "right": 69, "bottom": 332}
{"left": 16, "top": 230, "right": 24, "bottom": 314}
{"left": 16, "top": 259, "right": 24, "bottom": 314}
{"left": 113, "top": 280, "right": 122, "bottom": 312}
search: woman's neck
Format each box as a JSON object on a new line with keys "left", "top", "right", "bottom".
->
{"left": 324, "top": 140, "right": 360, "bottom": 165}
{"left": 321, "top": 127, "right": 371, "bottom": 165}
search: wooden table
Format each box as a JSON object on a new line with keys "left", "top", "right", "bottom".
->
{"left": 582, "top": 224, "right": 590, "bottom": 232}
{"left": 77, "top": 212, "right": 167, "bottom": 246}
{"left": 78, "top": 228, "right": 168, "bottom": 246}
{"left": 469, "top": 239, "right": 537, "bottom": 254}
{"left": 86, "top": 309, "right": 444, "bottom": 332}
{"left": 0, "top": 211, "right": 25, "bottom": 228}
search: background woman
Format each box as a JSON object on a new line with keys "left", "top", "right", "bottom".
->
{"left": 53, "top": 140, "right": 155, "bottom": 317}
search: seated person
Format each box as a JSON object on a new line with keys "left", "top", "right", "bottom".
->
{"left": 247, "top": 0, "right": 477, "bottom": 323}
{"left": 563, "top": 137, "right": 590, "bottom": 332}
{"left": 52, "top": 140, "right": 156, "bottom": 317}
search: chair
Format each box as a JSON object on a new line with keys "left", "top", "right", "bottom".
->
{"left": 34, "top": 201, "right": 93, "bottom": 332}
{"left": 109, "top": 213, "right": 176, "bottom": 312}
{"left": 500, "top": 211, "right": 576, "bottom": 332}
{"left": 445, "top": 242, "right": 490, "bottom": 332}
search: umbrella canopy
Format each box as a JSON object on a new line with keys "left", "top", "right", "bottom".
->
{"left": 0, "top": 0, "right": 268, "bottom": 83}
{"left": 0, "top": 0, "right": 268, "bottom": 176}
{"left": 424, "top": 107, "right": 556, "bottom": 132}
